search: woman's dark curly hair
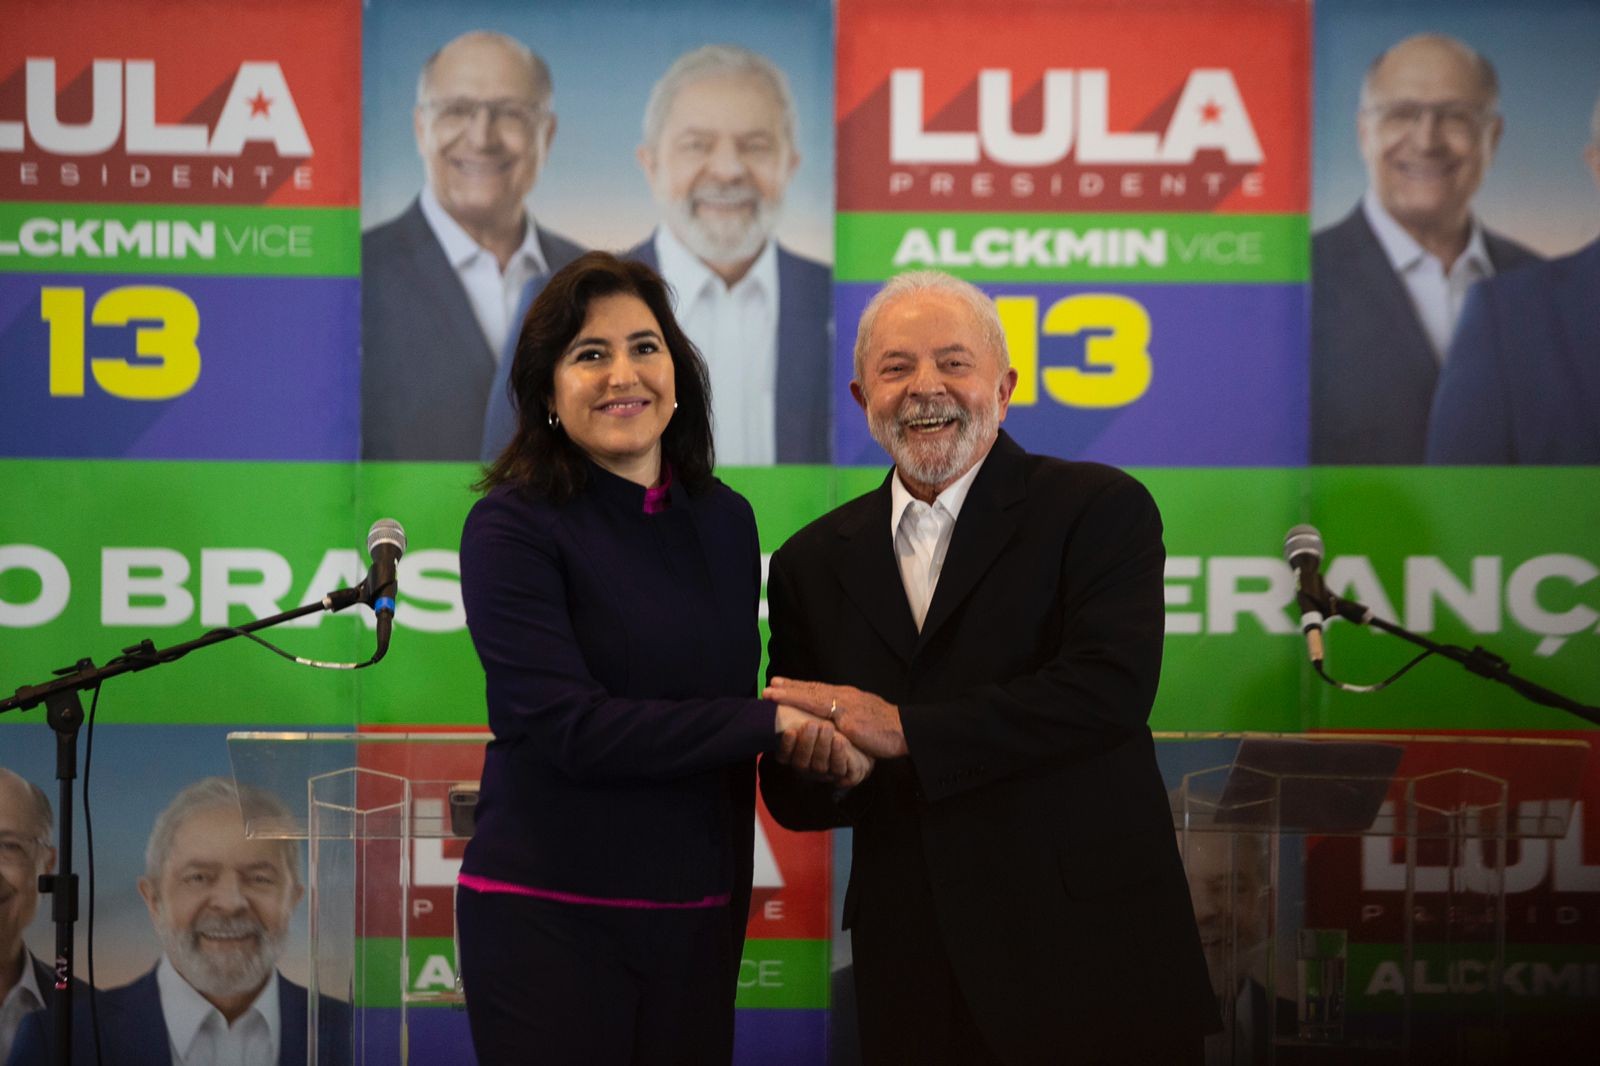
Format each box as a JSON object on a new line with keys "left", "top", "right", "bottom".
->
{"left": 476, "top": 251, "right": 715, "bottom": 500}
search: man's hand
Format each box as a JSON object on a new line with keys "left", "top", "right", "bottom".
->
{"left": 774, "top": 705, "right": 874, "bottom": 788}
{"left": 766, "top": 679, "right": 909, "bottom": 760}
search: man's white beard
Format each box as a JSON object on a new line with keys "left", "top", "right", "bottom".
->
{"left": 868, "top": 392, "right": 1000, "bottom": 490}
{"left": 158, "top": 908, "right": 285, "bottom": 1000}
{"left": 662, "top": 180, "right": 780, "bottom": 267}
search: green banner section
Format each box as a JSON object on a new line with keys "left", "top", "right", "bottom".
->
{"left": 0, "top": 202, "right": 360, "bottom": 276}
{"left": 734, "top": 938, "right": 831, "bottom": 1009}
{"left": 356, "top": 937, "right": 452, "bottom": 1008}
{"left": 2, "top": 462, "right": 1596, "bottom": 732}
{"left": 350, "top": 936, "right": 827, "bottom": 1009}
{"left": 1349, "top": 942, "right": 1600, "bottom": 1015}
{"left": 835, "top": 212, "right": 1309, "bottom": 283}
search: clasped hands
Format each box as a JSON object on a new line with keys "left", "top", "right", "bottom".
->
{"left": 769, "top": 678, "right": 909, "bottom": 790}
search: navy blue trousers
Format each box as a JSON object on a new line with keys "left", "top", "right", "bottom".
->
{"left": 456, "top": 886, "right": 737, "bottom": 1066}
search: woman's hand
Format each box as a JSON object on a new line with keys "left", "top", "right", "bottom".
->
{"left": 774, "top": 705, "right": 875, "bottom": 789}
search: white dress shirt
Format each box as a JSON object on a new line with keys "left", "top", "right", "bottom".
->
{"left": 419, "top": 185, "right": 550, "bottom": 362}
{"left": 0, "top": 947, "right": 45, "bottom": 1066}
{"left": 155, "top": 956, "right": 280, "bottom": 1066}
{"left": 1362, "top": 189, "right": 1493, "bottom": 363}
{"left": 652, "top": 227, "right": 780, "bottom": 466}
{"left": 888, "top": 455, "right": 988, "bottom": 630}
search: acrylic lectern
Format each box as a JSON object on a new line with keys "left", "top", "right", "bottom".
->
{"left": 1155, "top": 731, "right": 1589, "bottom": 1065}
{"left": 227, "top": 731, "right": 488, "bottom": 1066}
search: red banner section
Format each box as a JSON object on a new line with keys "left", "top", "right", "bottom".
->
{"left": 1306, "top": 730, "right": 1600, "bottom": 945}
{"left": 0, "top": 0, "right": 360, "bottom": 204}
{"left": 837, "top": 0, "right": 1308, "bottom": 213}
{"left": 349, "top": 734, "right": 829, "bottom": 942}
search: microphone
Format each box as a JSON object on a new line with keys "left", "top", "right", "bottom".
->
{"left": 361, "top": 519, "right": 406, "bottom": 662}
{"left": 1283, "top": 524, "right": 1328, "bottom": 664}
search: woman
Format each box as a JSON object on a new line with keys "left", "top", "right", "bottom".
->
{"left": 455, "top": 252, "right": 860, "bottom": 1065}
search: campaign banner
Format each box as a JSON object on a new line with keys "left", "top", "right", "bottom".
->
{"left": 834, "top": 0, "right": 1311, "bottom": 469}
{"left": 836, "top": 0, "right": 1308, "bottom": 217}
{"left": 832, "top": 281, "right": 1308, "bottom": 468}
{"left": 8, "top": 463, "right": 1594, "bottom": 734}
{"left": 0, "top": 0, "right": 361, "bottom": 207}
{"left": 0, "top": 274, "right": 359, "bottom": 460}
{"left": 361, "top": 0, "right": 834, "bottom": 467}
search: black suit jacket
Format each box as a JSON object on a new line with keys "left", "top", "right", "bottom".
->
{"left": 6, "top": 967, "right": 346, "bottom": 1066}
{"left": 759, "top": 432, "right": 1217, "bottom": 1063}
{"left": 1310, "top": 205, "right": 1537, "bottom": 464}
{"left": 1428, "top": 237, "right": 1600, "bottom": 464}
{"left": 361, "top": 198, "right": 584, "bottom": 461}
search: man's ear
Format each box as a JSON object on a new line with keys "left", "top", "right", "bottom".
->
{"left": 995, "top": 366, "right": 1019, "bottom": 422}
{"left": 137, "top": 876, "right": 160, "bottom": 923}
{"left": 849, "top": 380, "right": 868, "bottom": 413}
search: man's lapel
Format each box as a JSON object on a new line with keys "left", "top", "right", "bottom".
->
{"left": 832, "top": 474, "right": 919, "bottom": 665}
{"left": 916, "top": 433, "right": 1026, "bottom": 648}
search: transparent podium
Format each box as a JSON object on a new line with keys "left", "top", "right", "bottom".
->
{"left": 1154, "top": 732, "right": 1590, "bottom": 1065}
{"left": 227, "top": 731, "right": 488, "bottom": 1066}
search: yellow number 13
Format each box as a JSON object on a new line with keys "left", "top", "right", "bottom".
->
{"left": 996, "top": 294, "right": 1153, "bottom": 409}
{"left": 40, "top": 286, "right": 201, "bottom": 400}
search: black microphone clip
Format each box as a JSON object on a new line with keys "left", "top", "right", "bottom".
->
{"left": 1284, "top": 524, "right": 1330, "bottom": 664}
{"left": 361, "top": 519, "right": 407, "bottom": 663}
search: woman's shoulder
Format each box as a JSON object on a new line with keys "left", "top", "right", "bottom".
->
{"left": 693, "top": 477, "right": 757, "bottom": 527}
{"left": 463, "top": 483, "right": 565, "bottom": 549}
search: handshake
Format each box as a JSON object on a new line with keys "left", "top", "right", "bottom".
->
{"left": 766, "top": 677, "right": 909, "bottom": 791}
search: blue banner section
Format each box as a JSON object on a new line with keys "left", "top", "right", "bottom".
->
{"left": 832, "top": 282, "right": 1308, "bottom": 468}
{"left": 0, "top": 274, "right": 358, "bottom": 460}
{"left": 735, "top": 1008, "right": 830, "bottom": 1066}
{"left": 355, "top": 1003, "right": 829, "bottom": 1064}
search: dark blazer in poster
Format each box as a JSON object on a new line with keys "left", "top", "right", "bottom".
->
{"left": 1309, "top": 206, "right": 1537, "bottom": 465}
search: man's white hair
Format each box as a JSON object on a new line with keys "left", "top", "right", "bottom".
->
{"left": 852, "top": 270, "right": 1008, "bottom": 384}
{"left": 0, "top": 766, "right": 52, "bottom": 840}
{"left": 1358, "top": 33, "right": 1499, "bottom": 112}
{"left": 144, "top": 776, "right": 301, "bottom": 890}
{"left": 642, "top": 44, "right": 797, "bottom": 150}
{"left": 416, "top": 30, "right": 553, "bottom": 110}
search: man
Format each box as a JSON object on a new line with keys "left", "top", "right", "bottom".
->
{"left": 1311, "top": 33, "right": 1537, "bottom": 464}
{"left": 631, "top": 44, "right": 831, "bottom": 465}
{"left": 758, "top": 271, "right": 1217, "bottom": 1064}
{"left": 1428, "top": 93, "right": 1600, "bottom": 464}
{"left": 9, "top": 778, "right": 340, "bottom": 1065}
{"left": 0, "top": 769, "right": 59, "bottom": 1066}
{"left": 362, "top": 30, "right": 584, "bottom": 461}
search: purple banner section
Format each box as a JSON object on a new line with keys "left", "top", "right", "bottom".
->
{"left": 0, "top": 274, "right": 358, "bottom": 460}
{"left": 363, "top": 1009, "right": 470, "bottom": 1064}
{"left": 832, "top": 282, "right": 1308, "bottom": 468}
{"left": 359, "top": 1005, "right": 828, "bottom": 1065}
{"left": 736, "top": 1007, "right": 831, "bottom": 1066}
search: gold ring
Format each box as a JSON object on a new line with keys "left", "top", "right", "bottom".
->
{"left": 829, "top": 698, "right": 839, "bottom": 721}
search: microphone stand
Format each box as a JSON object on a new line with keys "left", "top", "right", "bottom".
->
{"left": 0, "top": 585, "right": 366, "bottom": 1066}
{"left": 1309, "top": 590, "right": 1600, "bottom": 728}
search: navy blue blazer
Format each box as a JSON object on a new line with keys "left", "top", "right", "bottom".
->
{"left": 6, "top": 968, "right": 344, "bottom": 1066}
{"left": 630, "top": 235, "right": 832, "bottom": 465}
{"left": 758, "top": 432, "right": 1218, "bottom": 1061}
{"left": 361, "top": 198, "right": 584, "bottom": 461}
{"left": 1428, "top": 237, "right": 1600, "bottom": 464}
{"left": 458, "top": 466, "right": 777, "bottom": 938}
{"left": 1310, "top": 206, "right": 1538, "bottom": 464}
